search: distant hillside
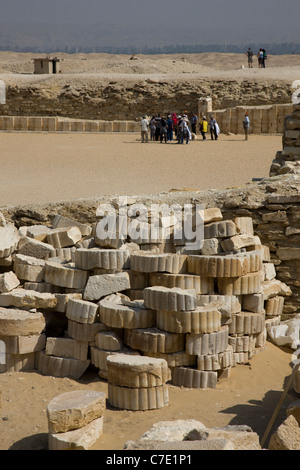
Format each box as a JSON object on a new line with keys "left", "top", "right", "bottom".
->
{"left": 0, "top": 23, "right": 299, "bottom": 54}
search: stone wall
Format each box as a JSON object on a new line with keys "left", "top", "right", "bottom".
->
{"left": 214, "top": 104, "right": 294, "bottom": 135}
{"left": 0, "top": 79, "right": 293, "bottom": 122}
{"left": 0, "top": 105, "right": 293, "bottom": 135}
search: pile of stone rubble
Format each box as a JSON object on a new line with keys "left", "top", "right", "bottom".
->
{"left": 0, "top": 206, "right": 293, "bottom": 394}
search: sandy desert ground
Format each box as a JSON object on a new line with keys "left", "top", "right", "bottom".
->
{"left": 0, "top": 52, "right": 299, "bottom": 452}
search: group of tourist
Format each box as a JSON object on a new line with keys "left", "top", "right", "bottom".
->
{"left": 245, "top": 47, "right": 268, "bottom": 68}
{"left": 140, "top": 112, "right": 221, "bottom": 144}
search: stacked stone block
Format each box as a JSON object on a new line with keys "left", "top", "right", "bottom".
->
{"left": 106, "top": 353, "right": 170, "bottom": 411}
{"left": 270, "top": 105, "right": 300, "bottom": 177}
{"left": 47, "top": 390, "right": 106, "bottom": 450}
{"left": 0, "top": 206, "right": 290, "bottom": 392}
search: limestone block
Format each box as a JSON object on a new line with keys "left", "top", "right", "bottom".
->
{"left": 124, "top": 327, "right": 184, "bottom": 354}
{"left": 233, "top": 217, "right": 254, "bottom": 235}
{"left": 200, "top": 238, "right": 221, "bottom": 255}
{"left": 0, "top": 271, "right": 20, "bottom": 293}
{"left": 196, "top": 348, "right": 234, "bottom": 371}
{"left": 48, "top": 416, "right": 104, "bottom": 451}
{"left": 25, "top": 225, "right": 53, "bottom": 242}
{"left": 24, "top": 282, "right": 63, "bottom": 294}
{"left": 286, "top": 399, "right": 300, "bottom": 426}
{"left": 130, "top": 252, "right": 187, "bottom": 273}
{"left": 0, "top": 223, "right": 19, "bottom": 258}
{"left": 55, "top": 293, "right": 82, "bottom": 313}
{"left": 0, "top": 287, "right": 57, "bottom": 310}
{"left": 204, "top": 220, "right": 237, "bottom": 239}
{"left": 218, "top": 272, "right": 262, "bottom": 295}
{"left": 134, "top": 419, "right": 206, "bottom": 442}
{"left": 0, "top": 333, "right": 46, "bottom": 354}
{"left": 83, "top": 272, "right": 130, "bottom": 301}
{"left": 67, "top": 320, "right": 107, "bottom": 342}
{"left": 242, "top": 293, "right": 264, "bottom": 313}
{"left": 47, "top": 389, "right": 106, "bottom": 433}
{"left": 99, "top": 296, "right": 155, "bottom": 329}
{"left": 46, "top": 226, "right": 82, "bottom": 249}
{"left": 220, "top": 234, "right": 261, "bottom": 252}
{"left": 45, "top": 337, "right": 89, "bottom": 361}
{"left": 36, "top": 350, "right": 90, "bottom": 379}
{"left": 95, "top": 331, "right": 123, "bottom": 351}
{"left": 277, "top": 247, "right": 300, "bottom": 261}
{"left": 203, "top": 208, "right": 223, "bottom": 224}
{"left": 44, "top": 261, "right": 88, "bottom": 289}
{"left": 106, "top": 354, "right": 171, "bottom": 388}
{"left": 156, "top": 306, "right": 221, "bottom": 334}
{"left": 149, "top": 273, "right": 214, "bottom": 295}
{"left": 265, "top": 296, "right": 284, "bottom": 316}
{"left": 186, "top": 326, "right": 229, "bottom": 356}
{"left": 14, "top": 254, "right": 45, "bottom": 282}
{"left": 263, "top": 263, "right": 276, "bottom": 281}
{"left": 232, "top": 351, "right": 252, "bottom": 365}
{"left": 0, "top": 307, "right": 46, "bottom": 336}
{"left": 18, "top": 236, "right": 56, "bottom": 260}
{"left": 191, "top": 425, "right": 261, "bottom": 450}
{"left": 107, "top": 383, "right": 169, "bottom": 410}
{"left": 268, "top": 415, "right": 300, "bottom": 450}
{"left": 188, "top": 252, "right": 262, "bottom": 278}
{"left": 75, "top": 247, "right": 130, "bottom": 271}
{"left": 90, "top": 346, "right": 139, "bottom": 377}
{"left": 0, "top": 212, "right": 6, "bottom": 227}
{"left": 171, "top": 367, "right": 218, "bottom": 389}
{"left": 228, "top": 335, "right": 256, "bottom": 353}
{"left": 228, "top": 312, "right": 265, "bottom": 335}
{"left": 52, "top": 215, "right": 92, "bottom": 237}
{"left": 143, "top": 286, "right": 197, "bottom": 312}
{"left": 0, "top": 352, "right": 36, "bottom": 373}
{"left": 54, "top": 247, "right": 76, "bottom": 262}
{"left": 261, "top": 279, "right": 292, "bottom": 300}
{"left": 124, "top": 438, "right": 235, "bottom": 450}
{"left": 66, "top": 298, "right": 99, "bottom": 324}
{"left": 197, "top": 294, "right": 241, "bottom": 315}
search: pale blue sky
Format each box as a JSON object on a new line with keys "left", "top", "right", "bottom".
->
{"left": 0, "top": 0, "right": 299, "bottom": 31}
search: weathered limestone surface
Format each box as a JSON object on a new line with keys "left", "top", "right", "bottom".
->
{"left": 0, "top": 308, "right": 46, "bottom": 336}
{"left": 48, "top": 416, "right": 104, "bottom": 450}
{"left": 47, "top": 390, "right": 106, "bottom": 433}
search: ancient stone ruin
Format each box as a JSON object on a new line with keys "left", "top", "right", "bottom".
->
{"left": 1, "top": 105, "right": 300, "bottom": 450}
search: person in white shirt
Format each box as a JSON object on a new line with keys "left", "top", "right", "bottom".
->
{"left": 140, "top": 115, "right": 149, "bottom": 143}
{"left": 243, "top": 112, "right": 250, "bottom": 140}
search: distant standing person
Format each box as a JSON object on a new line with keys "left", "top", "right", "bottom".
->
{"left": 191, "top": 113, "right": 198, "bottom": 134}
{"left": 243, "top": 112, "right": 250, "bottom": 140}
{"left": 262, "top": 49, "right": 267, "bottom": 68}
{"left": 209, "top": 115, "right": 218, "bottom": 140}
{"left": 140, "top": 115, "right": 149, "bottom": 143}
{"left": 199, "top": 115, "right": 208, "bottom": 140}
{"left": 246, "top": 48, "right": 254, "bottom": 68}
{"left": 257, "top": 49, "right": 263, "bottom": 68}
{"left": 149, "top": 116, "right": 156, "bottom": 141}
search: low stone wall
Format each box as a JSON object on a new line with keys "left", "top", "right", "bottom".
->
{"left": 0, "top": 105, "right": 293, "bottom": 135}
{"left": 0, "top": 115, "right": 141, "bottom": 133}
{"left": 214, "top": 104, "right": 294, "bottom": 135}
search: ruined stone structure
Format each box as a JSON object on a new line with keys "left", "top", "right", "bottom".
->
{"left": 0, "top": 78, "right": 293, "bottom": 122}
